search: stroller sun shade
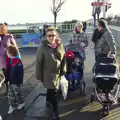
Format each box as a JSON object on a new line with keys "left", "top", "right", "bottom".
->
{"left": 95, "top": 64, "right": 118, "bottom": 75}
{"left": 94, "top": 57, "right": 119, "bottom": 75}
{"left": 65, "top": 44, "right": 85, "bottom": 60}
{"left": 96, "top": 57, "right": 117, "bottom": 64}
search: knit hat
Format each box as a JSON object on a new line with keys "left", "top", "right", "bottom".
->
{"left": 65, "top": 51, "right": 74, "bottom": 59}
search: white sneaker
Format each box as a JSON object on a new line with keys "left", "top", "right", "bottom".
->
{"left": 0, "top": 115, "right": 2, "bottom": 120}
{"left": 8, "top": 106, "right": 15, "bottom": 114}
{"left": 17, "top": 103, "right": 25, "bottom": 110}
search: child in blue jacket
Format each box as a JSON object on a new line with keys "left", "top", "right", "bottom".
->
{"left": 6, "top": 44, "right": 24, "bottom": 114}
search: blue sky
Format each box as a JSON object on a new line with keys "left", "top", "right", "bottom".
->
{"left": 0, "top": 0, "right": 119, "bottom": 24}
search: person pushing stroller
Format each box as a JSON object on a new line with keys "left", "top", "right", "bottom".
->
{"left": 94, "top": 19, "right": 116, "bottom": 59}
{"left": 68, "top": 21, "right": 88, "bottom": 49}
{"left": 93, "top": 19, "right": 117, "bottom": 102}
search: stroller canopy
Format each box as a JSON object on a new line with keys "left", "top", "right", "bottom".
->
{"left": 94, "top": 57, "right": 119, "bottom": 78}
{"left": 65, "top": 44, "right": 85, "bottom": 60}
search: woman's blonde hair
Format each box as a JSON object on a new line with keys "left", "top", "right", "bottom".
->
{"left": 0, "top": 23, "right": 7, "bottom": 35}
{"left": 74, "top": 21, "right": 83, "bottom": 28}
{"left": 73, "top": 21, "right": 83, "bottom": 33}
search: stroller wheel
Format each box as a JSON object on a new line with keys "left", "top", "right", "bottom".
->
{"left": 83, "top": 81, "right": 86, "bottom": 96}
{"left": 103, "top": 105, "right": 109, "bottom": 116}
{"left": 79, "top": 81, "right": 86, "bottom": 96}
{"left": 90, "top": 94, "right": 95, "bottom": 103}
{"left": 117, "top": 96, "right": 120, "bottom": 104}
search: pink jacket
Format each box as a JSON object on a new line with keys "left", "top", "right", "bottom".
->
{"left": 0, "top": 34, "right": 17, "bottom": 69}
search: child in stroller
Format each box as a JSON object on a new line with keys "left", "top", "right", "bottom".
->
{"left": 91, "top": 57, "right": 120, "bottom": 115}
{"left": 65, "top": 43, "right": 86, "bottom": 96}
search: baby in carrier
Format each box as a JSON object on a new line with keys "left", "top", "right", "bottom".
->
{"left": 66, "top": 54, "right": 83, "bottom": 89}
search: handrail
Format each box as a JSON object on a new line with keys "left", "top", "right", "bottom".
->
{"left": 116, "top": 44, "right": 120, "bottom": 64}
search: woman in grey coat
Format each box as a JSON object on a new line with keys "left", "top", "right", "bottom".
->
{"left": 95, "top": 19, "right": 116, "bottom": 59}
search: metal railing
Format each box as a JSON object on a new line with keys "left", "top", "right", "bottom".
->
{"left": 117, "top": 44, "right": 120, "bottom": 64}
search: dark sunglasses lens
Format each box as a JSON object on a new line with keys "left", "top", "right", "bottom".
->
{"left": 48, "top": 35, "right": 55, "bottom": 38}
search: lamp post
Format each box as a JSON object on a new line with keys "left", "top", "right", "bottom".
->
{"left": 103, "top": 0, "right": 107, "bottom": 18}
{"left": 92, "top": 0, "right": 97, "bottom": 30}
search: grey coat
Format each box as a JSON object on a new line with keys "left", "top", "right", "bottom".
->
{"left": 95, "top": 28, "right": 116, "bottom": 56}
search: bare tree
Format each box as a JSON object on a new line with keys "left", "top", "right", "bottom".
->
{"left": 51, "top": 0, "right": 66, "bottom": 27}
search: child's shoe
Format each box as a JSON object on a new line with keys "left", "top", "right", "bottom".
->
{"left": 17, "top": 102, "right": 25, "bottom": 110}
{"left": 8, "top": 106, "right": 15, "bottom": 114}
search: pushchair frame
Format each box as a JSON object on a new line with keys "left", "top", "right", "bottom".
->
{"left": 65, "top": 44, "right": 86, "bottom": 96}
{"left": 91, "top": 57, "right": 120, "bottom": 115}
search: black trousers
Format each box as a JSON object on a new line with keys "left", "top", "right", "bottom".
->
{"left": 46, "top": 89, "right": 59, "bottom": 114}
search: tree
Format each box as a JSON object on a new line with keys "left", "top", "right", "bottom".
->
{"left": 51, "top": 0, "right": 66, "bottom": 27}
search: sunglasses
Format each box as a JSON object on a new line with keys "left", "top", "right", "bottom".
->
{"left": 47, "top": 34, "right": 56, "bottom": 38}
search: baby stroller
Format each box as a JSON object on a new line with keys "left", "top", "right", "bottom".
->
{"left": 65, "top": 43, "right": 86, "bottom": 96}
{"left": 91, "top": 57, "right": 120, "bottom": 115}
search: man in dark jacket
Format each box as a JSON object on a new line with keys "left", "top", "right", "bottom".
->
{"left": 83, "top": 21, "right": 87, "bottom": 32}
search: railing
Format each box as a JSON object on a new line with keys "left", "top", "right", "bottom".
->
{"left": 117, "top": 44, "right": 120, "bottom": 64}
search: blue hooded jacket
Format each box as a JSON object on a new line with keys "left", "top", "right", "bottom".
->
{"left": 9, "top": 55, "right": 24, "bottom": 85}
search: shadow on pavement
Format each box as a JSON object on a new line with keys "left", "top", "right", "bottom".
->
{"left": 4, "top": 109, "right": 25, "bottom": 120}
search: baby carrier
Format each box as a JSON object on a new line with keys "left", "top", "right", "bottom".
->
{"left": 65, "top": 43, "right": 86, "bottom": 96}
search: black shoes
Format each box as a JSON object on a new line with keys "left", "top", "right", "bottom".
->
{"left": 49, "top": 113, "right": 59, "bottom": 120}
{"left": 46, "top": 101, "right": 52, "bottom": 108}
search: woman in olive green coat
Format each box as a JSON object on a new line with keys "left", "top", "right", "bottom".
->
{"left": 36, "top": 28, "right": 66, "bottom": 120}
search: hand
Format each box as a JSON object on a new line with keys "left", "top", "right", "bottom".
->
{"left": 110, "top": 54, "right": 116, "bottom": 59}
{"left": 81, "top": 43, "right": 85, "bottom": 47}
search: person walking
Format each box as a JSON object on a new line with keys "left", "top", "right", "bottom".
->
{"left": 6, "top": 45, "right": 24, "bottom": 114}
{"left": 36, "top": 28, "right": 66, "bottom": 120}
{"left": 68, "top": 21, "right": 88, "bottom": 48}
{"left": 92, "top": 17, "right": 106, "bottom": 60}
{"left": 0, "top": 23, "right": 17, "bottom": 94}
{"left": 94, "top": 19, "right": 116, "bottom": 60}
{"left": 83, "top": 21, "right": 87, "bottom": 32}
